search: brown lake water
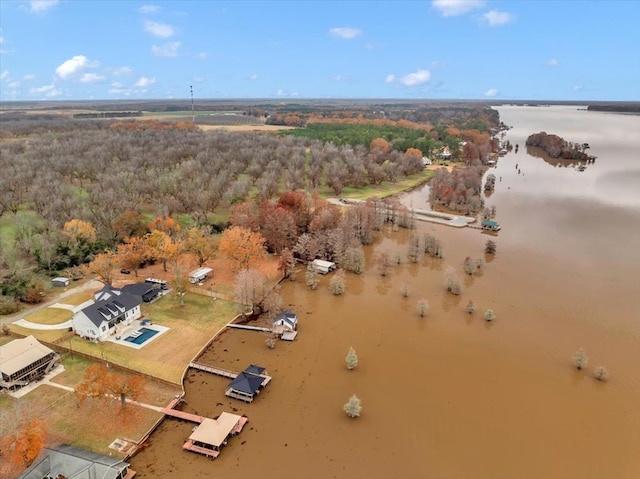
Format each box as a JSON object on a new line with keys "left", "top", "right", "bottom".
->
{"left": 130, "top": 106, "right": 640, "bottom": 479}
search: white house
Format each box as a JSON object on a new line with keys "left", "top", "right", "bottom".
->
{"left": 311, "top": 259, "right": 336, "bottom": 274}
{"left": 273, "top": 310, "right": 298, "bottom": 331}
{"left": 72, "top": 285, "right": 142, "bottom": 341}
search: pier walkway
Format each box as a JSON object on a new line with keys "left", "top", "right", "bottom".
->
{"left": 189, "top": 362, "right": 238, "bottom": 379}
{"left": 227, "top": 324, "right": 271, "bottom": 332}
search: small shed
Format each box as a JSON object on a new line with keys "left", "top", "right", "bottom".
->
{"left": 52, "top": 277, "right": 70, "bottom": 287}
{"left": 311, "top": 259, "right": 336, "bottom": 274}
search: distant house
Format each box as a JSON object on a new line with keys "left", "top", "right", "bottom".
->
{"left": 422, "top": 156, "right": 432, "bottom": 166}
{"left": 18, "top": 444, "right": 132, "bottom": 479}
{"left": 51, "top": 277, "right": 70, "bottom": 287}
{"left": 311, "top": 259, "right": 336, "bottom": 274}
{"left": 439, "top": 148, "right": 452, "bottom": 160}
{"left": 482, "top": 220, "right": 501, "bottom": 231}
{"left": 121, "top": 282, "right": 163, "bottom": 303}
{"left": 225, "top": 365, "right": 271, "bottom": 403}
{"left": 0, "top": 336, "right": 60, "bottom": 390}
{"left": 72, "top": 285, "right": 142, "bottom": 341}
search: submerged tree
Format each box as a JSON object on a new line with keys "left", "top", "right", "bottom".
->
{"left": 305, "top": 263, "right": 318, "bottom": 290}
{"left": 330, "top": 269, "right": 346, "bottom": 295}
{"left": 377, "top": 250, "right": 391, "bottom": 276}
{"left": 465, "top": 299, "right": 476, "bottom": 314}
{"left": 485, "top": 239, "right": 497, "bottom": 255}
{"left": 484, "top": 309, "right": 496, "bottom": 321}
{"left": 346, "top": 347, "right": 358, "bottom": 370}
{"left": 574, "top": 348, "right": 588, "bottom": 370}
{"left": 444, "top": 266, "right": 462, "bottom": 295}
{"left": 343, "top": 394, "right": 363, "bottom": 418}
{"left": 593, "top": 366, "right": 609, "bottom": 382}
{"left": 416, "top": 299, "right": 429, "bottom": 317}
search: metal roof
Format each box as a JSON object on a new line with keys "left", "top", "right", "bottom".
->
{"left": 0, "top": 336, "right": 55, "bottom": 376}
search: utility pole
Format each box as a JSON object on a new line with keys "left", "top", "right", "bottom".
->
{"left": 190, "top": 85, "right": 194, "bottom": 123}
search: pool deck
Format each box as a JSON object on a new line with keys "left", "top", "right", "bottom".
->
{"left": 103, "top": 321, "right": 170, "bottom": 350}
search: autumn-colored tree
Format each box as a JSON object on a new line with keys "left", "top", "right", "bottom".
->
{"left": 63, "top": 219, "right": 97, "bottom": 245}
{"left": 229, "top": 201, "right": 260, "bottom": 231}
{"left": 86, "top": 249, "right": 118, "bottom": 285}
{"left": 0, "top": 403, "right": 47, "bottom": 475}
{"left": 258, "top": 201, "right": 297, "bottom": 254}
{"left": 148, "top": 216, "right": 181, "bottom": 237}
{"left": 278, "top": 247, "right": 296, "bottom": 280}
{"left": 75, "top": 363, "right": 146, "bottom": 409}
{"left": 278, "top": 190, "right": 313, "bottom": 233}
{"left": 183, "top": 226, "right": 219, "bottom": 267}
{"left": 112, "top": 210, "right": 148, "bottom": 241}
{"left": 234, "top": 268, "right": 269, "bottom": 314}
{"left": 117, "top": 236, "right": 146, "bottom": 276}
{"left": 144, "top": 229, "right": 181, "bottom": 272}
{"left": 219, "top": 226, "right": 266, "bottom": 272}
{"left": 405, "top": 147, "right": 423, "bottom": 161}
{"left": 369, "top": 137, "right": 390, "bottom": 154}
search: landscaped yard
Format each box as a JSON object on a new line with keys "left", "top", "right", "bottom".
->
{"left": 7, "top": 325, "right": 69, "bottom": 344}
{"left": 66, "top": 291, "right": 239, "bottom": 384}
{"left": 58, "top": 290, "right": 96, "bottom": 306}
{"left": 317, "top": 169, "right": 434, "bottom": 201}
{"left": 2, "top": 385, "right": 163, "bottom": 459}
{"left": 22, "top": 307, "right": 72, "bottom": 325}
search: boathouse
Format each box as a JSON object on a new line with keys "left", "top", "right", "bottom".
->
{"left": 481, "top": 220, "right": 501, "bottom": 231}
{"left": 0, "top": 336, "right": 60, "bottom": 390}
{"left": 183, "top": 412, "right": 248, "bottom": 458}
{"left": 311, "top": 259, "right": 336, "bottom": 274}
{"left": 225, "top": 365, "right": 271, "bottom": 402}
{"left": 273, "top": 310, "right": 298, "bottom": 341}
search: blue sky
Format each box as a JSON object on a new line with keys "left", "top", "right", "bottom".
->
{"left": 1, "top": 0, "right": 639, "bottom": 101}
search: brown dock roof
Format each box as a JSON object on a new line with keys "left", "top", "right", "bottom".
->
{"left": 188, "top": 412, "right": 243, "bottom": 448}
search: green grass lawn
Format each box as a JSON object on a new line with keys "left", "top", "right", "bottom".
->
{"left": 318, "top": 169, "right": 434, "bottom": 201}
{"left": 22, "top": 307, "right": 72, "bottom": 325}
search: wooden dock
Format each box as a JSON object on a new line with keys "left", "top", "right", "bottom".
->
{"left": 189, "top": 362, "right": 238, "bottom": 379}
{"left": 161, "top": 407, "right": 205, "bottom": 424}
{"left": 227, "top": 324, "right": 271, "bottom": 332}
{"left": 182, "top": 439, "right": 220, "bottom": 458}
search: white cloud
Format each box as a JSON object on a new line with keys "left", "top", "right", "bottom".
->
{"left": 111, "top": 66, "right": 133, "bottom": 76}
{"left": 195, "top": 52, "right": 208, "bottom": 59}
{"left": 55, "top": 55, "right": 99, "bottom": 80}
{"left": 8, "top": 81, "right": 20, "bottom": 89}
{"left": 79, "top": 73, "right": 105, "bottom": 83}
{"left": 0, "top": 70, "right": 8, "bottom": 81}
{"left": 0, "top": 28, "right": 4, "bottom": 45}
{"left": 484, "top": 88, "right": 498, "bottom": 97}
{"left": 385, "top": 74, "right": 395, "bottom": 83}
{"left": 329, "top": 27, "right": 362, "bottom": 39}
{"left": 135, "top": 76, "right": 156, "bottom": 87}
{"left": 138, "top": 5, "right": 159, "bottom": 14}
{"left": 400, "top": 69, "right": 431, "bottom": 86}
{"left": 144, "top": 20, "right": 175, "bottom": 38}
{"left": 250, "top": 73, "right": 259, "bottom": 81}
{"left": 23, "top": 74, "right": 36, "bottom": 81}
{"left": 432, "top": 0, "right": 484, "bottom": 17}
{"left": 276, "top": 89, "right": 299, "bottom": 97}
{"left": 152, "top": 41, "right": 181, "bottom": 57}
{"left": 429, "top": 60, "right": 447, "bottom": 68}
{"left": 29, "top": 0, "right": 59, "bottom": 14}
{"left": 331, "top": 75, "right": 345, "bottom": 81}
{"left": 193, "top": 76, "right": 205, "bottom": 82}
{"left": 111, "top": 82, "right": 124, "bottom": 88}
{"left": 108, "top": 87, "right": 132, "bottom": 96}
{"left": 30, "top": 84, "right": 61, "bottom": 97}
{"left": 481, "top": 10, "right": 514, "bottom": 26}
{"left": 547, "top": 58, "right": 559, "bottom": 67}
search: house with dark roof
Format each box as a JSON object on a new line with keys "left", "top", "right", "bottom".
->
{"left": 273, "top": 310, "right": 297, "bottom": 331}
{"left": 121, "top": 282, "right": 163, "bottom": 303}
{"left": 225, "top": 365, "right": 271, "bottom": 403}
{"left": 0, "top": 336, "right": 60, "bottom": 390}
{"left": 18, "top": 444, "right": 133, "bottom": 479}
{"left": 72, "top": 285, "right": 142, "bottom": 341}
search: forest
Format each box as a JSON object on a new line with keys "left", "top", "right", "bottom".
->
{"left": 525, "top": 131, "right": 595, "bottom": 161}
{"left": 0, "top": 101, "right": 500, "bottom": 311}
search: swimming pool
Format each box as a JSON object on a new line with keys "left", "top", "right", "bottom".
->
{"left": 124, "top": 327, "right": 159, "bottom": 345}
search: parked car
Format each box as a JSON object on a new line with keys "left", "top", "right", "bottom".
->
{"left": 120, "top": 269, "right": 131, "bottom": 274}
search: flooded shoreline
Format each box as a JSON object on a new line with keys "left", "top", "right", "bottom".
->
{"left": 130, "top": 106, "right": 640, "bottom": 479}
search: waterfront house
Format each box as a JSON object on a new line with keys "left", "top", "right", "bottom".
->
{"left": 18, "top": 444, "right": 133, "bottom": 479}
{"left": 0, "top": 336, "right": 60, "bottom": 390}
{"left": 311, "top": 259, "right": 336, "bottom": 274}
{"left": 72, "top": 285, "right": 142, "bottom": 341}
{"left": 273, "top": 310, "right": 298, "bottom": 341}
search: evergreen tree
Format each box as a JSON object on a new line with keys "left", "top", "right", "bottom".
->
{"left": 343, "top": 394, "right": 363, "bottom": 418}
{"left": 346, "top": 347, "right": 358, "bottom": 370}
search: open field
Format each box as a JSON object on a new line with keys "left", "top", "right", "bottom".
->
{"left": 198, "top": 123, "right": 295, "bottom": 132}
{"left": 318, "top": 168, "right": 434, "bottom": 201}
{"left": 57, "top": 290, "right": 95, "bottom": 306}
{"left": 7, "top": 325, "right": 68, "bottom": 343}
